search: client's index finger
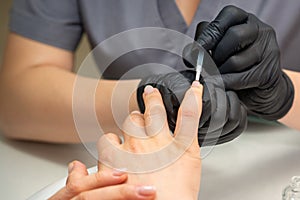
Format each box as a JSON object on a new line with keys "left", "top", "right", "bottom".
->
{"left": 142, "top": 85, "right": 170, "bottom": 138}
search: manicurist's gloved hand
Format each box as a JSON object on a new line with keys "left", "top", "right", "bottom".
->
{"left": 137, "top": 70, "right": 247, "bottom": 146}
{"left": 191, "top": 5, "right": 294, "bottom": 120}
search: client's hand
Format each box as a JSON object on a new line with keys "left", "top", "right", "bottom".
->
{"left": 50, "top": 160, "right": 156, "bottom": 200}
{"left": 98, "top": 82, "right": 203, "bottom": 200}
{"left": 50, "top": 82, "right": 202, "bottom": 200}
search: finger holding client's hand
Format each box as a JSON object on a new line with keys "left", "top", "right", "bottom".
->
{"left": 99, "top": 82, "right": 203, "bottom": 199}
{"left": 50, "top": 160, "right": 154, "bottom": 200}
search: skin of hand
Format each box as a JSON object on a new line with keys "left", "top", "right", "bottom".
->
{"left": 98, "top": 82, "right": 203, "bottom": 200}
{"left": 279, "top": 70, "right": 300, "bottom": 130}
{"left": 49, "top": 160, "right": 156, "bottom": 200}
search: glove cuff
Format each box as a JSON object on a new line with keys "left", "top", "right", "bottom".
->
{"left": 249, "top": 72, "right": 294, "bottom": 120}
{"left": 275, "top": 72, "right": 295, "bottom": 119}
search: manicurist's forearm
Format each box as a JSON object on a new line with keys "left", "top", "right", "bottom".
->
{"left": 0, "top": 65, "right": 77, "bottom": 142}
{"left": 279, "top": 70, "right": 300, "bottom": 130}
{"left": 0, "top": 65, "right": 140, "bottom": 143}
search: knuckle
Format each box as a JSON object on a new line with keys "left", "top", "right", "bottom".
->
{"left": 148, "top": 104, "right": 165, "bottom": 116}
{"left": 223, "top": 5, "right": 240, "bottom": 15}
{"left": 118, "top": 185, "right": 132, "bottom": 197}
{"left": 226, "top": 56, "right": 240, "bottom": 69}
{"left": 129, "top": 113, "right": 144, "bottom": 126}
{"left": 124, "top": 138, "right": 142, "bottom": 153}
{"left": 227, "top": 26, "right": 243, "bottom": 41}
{"left": 93, "top": 171, "right": 103, "bottom": 184}
{"left": 77, "top": 192, "right": 89, "bottom": 200}
{"left": 66, "top": 179, "right": 82, "bottom": 195}
{"left": 209, "top": 21, "right": 223, "bottom": 36}
{"left": 181, "top": 109, "right": 200, "bottom": 119}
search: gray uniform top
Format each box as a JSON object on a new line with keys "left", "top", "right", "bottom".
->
{"left": 9, "top": 0, "right": 300, "bottom": 78}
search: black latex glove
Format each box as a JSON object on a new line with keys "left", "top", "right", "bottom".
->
{"left": 190, "top": 5, "right": 294, "bottom": 120}
{"left": 137, "top": 70, "right": 247, "bottom": 146}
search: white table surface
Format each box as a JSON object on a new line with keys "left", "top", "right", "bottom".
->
{"left": 1, "top": 120, "right": 300, "bottom": 200}
{"left": 0, "top": 135, "right": 96, "bottom": 200}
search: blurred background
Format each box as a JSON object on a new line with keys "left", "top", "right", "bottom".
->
{"left": 0, "top": 0, "right": 90, "bottom": 71}
{"left": 0, "top": 0, "right": 12, "bottom": 65}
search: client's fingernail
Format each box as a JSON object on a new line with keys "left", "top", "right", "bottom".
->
{"left": 144, "top": 85, "right": 154, "bottom": 95}
{"left": 131, "top": 110, "right": 141, "bottom": 115}
{"left": 68, "top": 162, "right": 75, "bottom": 173}
{"left": 192, "top": 81, "right": 201, "bottom": 87}
{"left": 137, "top": 186, "right": 156, "bottom": 196}
{"left": 112, "top": 168, "right": 127, "bottom": 176}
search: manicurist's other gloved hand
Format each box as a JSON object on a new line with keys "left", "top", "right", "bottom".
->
{"left": 192, "top": 5, "right": 294, "bottom": 120}
{"left": 137, "top": 70, "right": 247, "bottom": 146}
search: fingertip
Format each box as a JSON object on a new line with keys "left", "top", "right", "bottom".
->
{"left": 192, "top": 81, "right": 201, "bottom": 87}
{"left": 112, "top": 168, "right": 128, "bottom": 177}
{"left": 142, "top": 86, "right": 161, "bottom": 103}
{"left": 68, "top": 160, "right": 88, "bottom": 176}
{"left": 71, "top": 160, "right": 85, "bottom": 169}
{"left": 191, "top": 81, "right": 203, "bottom": 96}
{"left": 68, "top": 161, "right": 75, "bottom": 174}
{"left": 142, "top": 85, "right": 164, "bottom": 108}
{"left": 195, "top": 21, "right": 210, "bottom": 39}
{"left": 136, "top": 186, "right": 157, "bottom": 197}
{"left": 131, "top": 110, "right": 141, "bottom": 115}
{"left": 144, "top": 85, "right": 154, "bottom": 95}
